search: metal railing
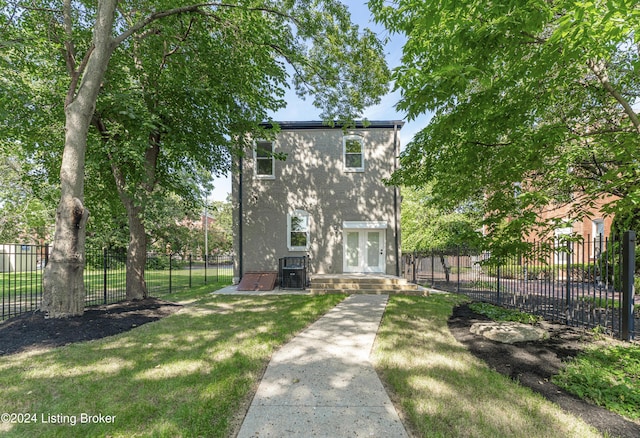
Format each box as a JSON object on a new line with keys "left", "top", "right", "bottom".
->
{"left": 1, "top": 244, "right": 233, "bottom": 322}
{"left": 402, "top": 232, "right": 637, "bottom": 341}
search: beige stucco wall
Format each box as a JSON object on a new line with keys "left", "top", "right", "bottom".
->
{"left": 232, "top": 123, "right": 402, "bottom": 280}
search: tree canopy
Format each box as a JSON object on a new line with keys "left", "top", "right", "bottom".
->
{"left": 401, "top": 185, "right": 481, "bottom": 253}
{"left": 371, "top": 0, "right": 640, "bottom": 241}
{"left": 1, "top": 0, "right": 390, "bottom": 316}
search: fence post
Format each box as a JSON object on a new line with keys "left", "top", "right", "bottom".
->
{"left": 103, "top": 248, "right": 108, "bottom": 304}
{"left": 497, "top": 263, "right": 501, "bottom": 305}
{"left": 566, "top": 240, "right": 572, "bottom": 313}
{"left": 457, "top": 246, "right": 461, "bottom": 293}
{"left": 431, "top": 249, "right": 435, "bottom": 286}
{"left": 42, "top": 244, "right": 49, "bottom": 300}
{"left": 169, "top": 252, "right": 173, "bottom": 293}
{"left": 412, "top": 251, "right": 417, "bottom": 284}
{"left": 622, "top": 231, "right": 635, "bottom": 341}
{"left": 189, "top": 253, "right": 192, "bottom": 289}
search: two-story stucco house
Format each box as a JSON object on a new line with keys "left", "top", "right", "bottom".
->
{"left": 232, "top": 120, "right": 403, "bottom": 284}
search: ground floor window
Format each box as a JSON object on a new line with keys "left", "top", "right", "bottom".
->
{"left": 288, "top": 210, "right": 310, "bottom": 251}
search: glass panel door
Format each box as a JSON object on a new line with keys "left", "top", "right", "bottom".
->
{"left": 346, "top": 231, "right": 360, "bottom": 271}
{"left": 366, "top": 231, "right": 381, "bottom": 270}
{"left": 344, "top": 229, "right": 385, "bottom": 273}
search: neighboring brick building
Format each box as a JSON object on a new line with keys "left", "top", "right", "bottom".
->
{"left": 232, "top": 121, "right": 403, "bottom": 283}
{"left": 527, "top": 194, "right": 619, "bottom": 263}
{"left": 540, "top": 197, "right": 616, "bottom": 240}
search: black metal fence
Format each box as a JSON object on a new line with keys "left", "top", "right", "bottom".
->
{"left": 402, "top": 232, "right": 638, "bottom": 341}
{"left": 1, "top": 244, "right": 234, "bottom": 322}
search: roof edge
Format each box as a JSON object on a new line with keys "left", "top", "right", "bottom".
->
{"left": 260, "top": 120, "right": 404, "bottom": 130}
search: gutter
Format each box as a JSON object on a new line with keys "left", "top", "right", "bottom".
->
{"left": 393, "top": 122, "right": 400, "bottom": 277}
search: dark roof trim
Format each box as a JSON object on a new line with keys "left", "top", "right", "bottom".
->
{"left": 260, "top": 120, "right": 404, "bottom": 130}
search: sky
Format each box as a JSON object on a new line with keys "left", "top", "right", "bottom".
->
{"left": 210, "top": 0, "right": 432, "bottom": 202}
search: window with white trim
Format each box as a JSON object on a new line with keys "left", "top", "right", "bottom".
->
{"left": 255, "top": 140, "right": 274, "bottom": 179}
{"left": 592, "top": 219, "right": 605, "bottom": 257}
{"left": 343, "top": 135, "right": 364, "bottom": 172}
{"left": 554, "top": 224, "right": 573, "bottom": 265}
{"left": 288, "top": 210, "right": 310, "bottom": 251}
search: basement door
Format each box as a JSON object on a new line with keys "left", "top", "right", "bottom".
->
{"left": 343, "top": 222, "right": 386, "bottom": 273}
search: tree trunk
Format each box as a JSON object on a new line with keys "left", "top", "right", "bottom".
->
{"left": 108, "top": 164, "right": 150, "bottom": 300}
{"left": 42, "top": 0, "right": 118, "bottom": 317}
{"left": 439, "top": 252, "right": 451, "bottom": 284}
{"left": 125, "top": 203, "right": 148, "bottom": 300}
{"left": 108, "top": 137, "right": 161, "bottom": 300}
{"left": 42, "top": 195, "right": 89, "bottom": 317}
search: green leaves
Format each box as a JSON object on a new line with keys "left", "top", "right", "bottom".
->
{"left": 2, "top": 0, "right": 390, "bottom": 247}
{"left": 372, "top": 0, "right": 640, "bottom": 241}
{"left": 469, "top": 302, "right": 542, "bottom": 325}
{"left": 400, "top": 185, "right": 482, "bottom": 253}
{"left": 553, "top": 345, "right": 640, "bottom": 420}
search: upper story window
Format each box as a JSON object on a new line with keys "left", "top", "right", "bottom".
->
{"left": 288, "top": 210, "right": 310, "bottom": 251}
{"left": 255, "top": 140, "right": 274, "bottom": 179}
{"left": 343, "top": 135, "right": 364, "bottom": 172}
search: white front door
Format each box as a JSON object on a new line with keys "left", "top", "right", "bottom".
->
{"left": 344, "top": 229, "right": 385, "bottom": 273}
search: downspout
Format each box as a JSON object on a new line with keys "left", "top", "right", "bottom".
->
{"left": 238, "top": 156, "right": 244, "bottom": 281}
{"left": 393, "top": 122, "right": 400, "bottom": 277}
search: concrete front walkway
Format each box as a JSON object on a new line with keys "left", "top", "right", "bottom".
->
{"left": 237, "top": 294, "right": 409, "bottom": 438}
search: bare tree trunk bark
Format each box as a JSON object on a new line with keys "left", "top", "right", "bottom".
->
{"left": 108, "top": 136, "right": 161, "bottom": 300}
{"left": 42, "top": 0, "right": 118, "bottom": 317}
{"left": 439, "top": 252, "right": 451, "bottom": 284}
{"left": 125, "top": 203, "right": 148, "bottom": 300}
{"left": 107, "top": 160, "right": 149, "bottom": 300}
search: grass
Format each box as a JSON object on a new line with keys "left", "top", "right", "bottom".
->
{"left": 1, "top": 287, "right": 635, "bottom": 437}
{"left": 465, "top": 300, "right": 639, "bottom": 423}
{"left": 1, "top": 268, "right": 233, "bottom": 319}
{"left": 151, "top": 281, "right": 233, "bottom": 303}
{"left": 371, "top": 294, "right": 602, "bottom": 437}
{"left": 577, "top": 296, "right": 620, "bottom": 309}
{"left": 553, "top": 345, "right": 640, "bottom": 421}
{"left": 0, "top": 291, "right": 345, "bottom": 437}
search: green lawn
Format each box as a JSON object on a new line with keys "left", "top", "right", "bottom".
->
{"left": 1, "top": 266, "right": 233, "bottom": 313}
{"left": 0, "top": 291, "right": 345, "bottom": 437}
{"left": 372, "top": 294, "right": 602, "bottom": 437}
{"left": 1, "top": 290, "right": 633, "bottom": 437}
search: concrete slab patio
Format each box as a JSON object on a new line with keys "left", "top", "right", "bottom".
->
{"left": 236, "top": 294, "right": 409, "bottom": 438}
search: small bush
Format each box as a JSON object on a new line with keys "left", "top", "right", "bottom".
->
{"left": 553, "top": 345, "right": 640, "bottom": 421}
{"left": 483, "top": 263, "right": 607, "bottom": 283}
{"left": 146, "top": 255, "right": 168, "bottom": 270}
{"left": 469, "top": 302, "right": 541, "bottom": 324}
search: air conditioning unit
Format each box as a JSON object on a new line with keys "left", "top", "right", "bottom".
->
{"left": 278, "top": 256, "right": 308, "bottom": 290}
{"left": 282, "top": 267, "right": 305, "bottom": 289}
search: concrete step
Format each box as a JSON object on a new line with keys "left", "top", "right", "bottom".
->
{"left": 311, "top": 277, "right": 412, "bottom": 285}
{"left": 310, "top": 282, "right": 416, "bottom": 291}
{"left": 308, "top": 275, "right": 421, "bottom": 295}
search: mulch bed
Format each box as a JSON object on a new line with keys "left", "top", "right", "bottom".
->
{"left": 0, "top": 298, "right": 182, "bottom": 356}
{"left": 448, "top": 303, "right": 640, "bottom": 438}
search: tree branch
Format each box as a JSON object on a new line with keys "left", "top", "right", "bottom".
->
{"left": 113, "top": 2, "right": 298, "bottom": 48}
{"left": 160, "top": 18, "right": 195, "bottom": 71}
{"left": 62, "top": 0, "right": 76, "bottom": 75}
{"left": 587, "top": 58, "right": 640, "bottom": 134}
{"left": 469, "top": 140, "right": 512, "bottom": 148}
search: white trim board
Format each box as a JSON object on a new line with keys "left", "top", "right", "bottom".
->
{"left": 342, "top": 221, "right": 388, "bottom": 230}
